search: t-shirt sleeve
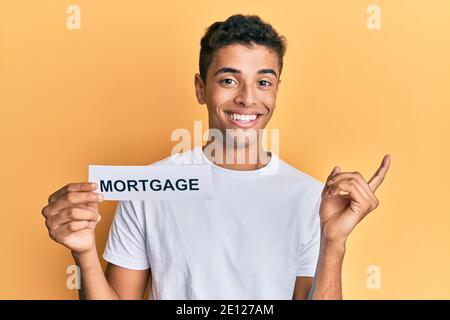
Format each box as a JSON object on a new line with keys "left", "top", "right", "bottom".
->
{"left": 103, "top": 200, "right": 150, "bottom": 270}
{"left": 297, "top": 191, "right": 321, "bottom": 277}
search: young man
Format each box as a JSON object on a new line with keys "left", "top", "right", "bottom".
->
{"left": 41, "top": 14, "right": 390, "bottom": 299}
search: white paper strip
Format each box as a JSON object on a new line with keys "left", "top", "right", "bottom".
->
{"left": 88, "top": 164, "right": 212, "bottom": 201}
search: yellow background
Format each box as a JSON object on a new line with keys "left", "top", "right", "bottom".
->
{"left": 1, "top": 0, "right": 449, "bottom": 299}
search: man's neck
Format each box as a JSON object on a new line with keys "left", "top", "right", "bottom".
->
{"left": 201, "top": 140, "right": 271, "bottom": 171}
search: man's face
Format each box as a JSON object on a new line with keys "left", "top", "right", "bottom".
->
{"left": 195, "top": 43, "right": 281, "bottom": 144}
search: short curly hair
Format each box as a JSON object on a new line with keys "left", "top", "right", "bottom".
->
{"left": 199, "top": 14, "right": 287, "bottom": 82}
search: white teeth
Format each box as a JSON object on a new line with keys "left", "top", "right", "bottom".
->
{"left": 226, "top": 112, "right": 258, "bottom": 122}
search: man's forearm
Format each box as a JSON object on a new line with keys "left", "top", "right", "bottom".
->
{"left": 72, "top": 246, "right": 119, "bottom": 300}
{"left": 310, "top": 231, "right": 346, "bottom": 300}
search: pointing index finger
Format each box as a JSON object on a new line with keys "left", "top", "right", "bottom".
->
{"left": 368, "top": 154, "right": 391, "bottom": 192}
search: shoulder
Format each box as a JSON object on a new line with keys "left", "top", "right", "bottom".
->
{"left": 276, "top": 157, "right": 325, "bottom": 194}
{"left": 273, "top": 157, "right": 325, "bottom": 210}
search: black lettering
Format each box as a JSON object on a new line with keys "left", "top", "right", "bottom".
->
{"left": 114, "top": 180, "right": 126, "bottom": 192}
{"left": 163, "top": 179, "right": 175, "bottom": 191}
{"left": 127, "top": 180, "right": 139, "bottom": 191}
{"left": 175, "top": 179, "right": 188, "bottom": 191}
{"left": 150, "top": 179, "right": 162, "bottom": 191}
{"left": 100, "top": 178, "right": 201, "bottom": 192}
{"left": 138, "top": 179, "right": 148, "bottom": 191}
{"left": 189, "top": 178, "right": 199, "bottom": 190}
{"left": 100, "top": 180, "right": 112, "bottom": 192}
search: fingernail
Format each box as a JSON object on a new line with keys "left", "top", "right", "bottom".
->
{"left": 91, "top": 182, "right": 98, "bottom": 189}
{"left": 98, "top": 194, "right": 104, "bottom": 201}
{"left": 97, "top": 214, "right": 102, "bottom": 222}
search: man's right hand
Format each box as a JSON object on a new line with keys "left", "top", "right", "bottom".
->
{"left": 42, "top": 182, "right": 104, "bottom": 253}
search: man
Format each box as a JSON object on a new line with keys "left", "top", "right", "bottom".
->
{"left": 41, "top": 14, "right": 390, "bottom": 299}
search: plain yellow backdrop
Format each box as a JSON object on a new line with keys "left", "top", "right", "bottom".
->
{"left": 1, "top": 0, "right": 449, "bottom": 299}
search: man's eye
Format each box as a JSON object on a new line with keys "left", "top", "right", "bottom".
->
{"left": 259, "top": 80, "right": 272, "bottom": 87}
{"left": 220, "top": 78, "right": 237, "bottom": 85}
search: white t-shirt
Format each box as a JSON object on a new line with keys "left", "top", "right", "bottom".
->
{"left": 103, "top": 147, "right": 324, "bottom": 299}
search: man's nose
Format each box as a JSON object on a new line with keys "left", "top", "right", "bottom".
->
{"left": 234, "top": 84, "right": 257, "bottom": 107}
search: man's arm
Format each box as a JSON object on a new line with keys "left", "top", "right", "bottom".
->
{"left": 308, "top": 237, "right": 345, "bottom": 299}
{"left": 105, "top": 263, "right": 150, "bottom": 299}
{"left": 292, "top": 240, "right": 345, "bottom": 300}
{"left": 73, "top": 248, "right": 118, "bottom": 299}
{"left": 42, "top": 182, "right": 150, "bottom": 300}
{"left": 72, "top": 249, "right": 150, "bottom": 300}
{"left": 308, "top": 155, "right": 391, "bottom": 299}
{"left": 73, "top": 247, "right": 150, "bottom": 300}
{"left": 293, "top": 277, "right": 314, "bottom": 300}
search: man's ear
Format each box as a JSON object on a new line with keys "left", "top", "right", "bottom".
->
{"left": 194, "top": 73, "right": 206, "bottom": 105}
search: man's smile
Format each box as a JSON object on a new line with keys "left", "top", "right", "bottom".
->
{"left": 222, "top": 110, "right": 264, "bottom": 128}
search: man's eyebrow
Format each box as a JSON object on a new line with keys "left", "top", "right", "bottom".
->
{"left": 258, "top": 68, "right": 277, "bottom": 78}
{"left": 213, "top": 67, "right": 240, "bottom": 76}
{"left": 213, "top": 67, "right": 278, "bottom": 78}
